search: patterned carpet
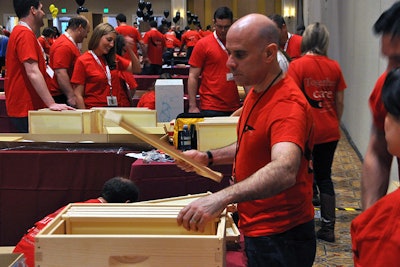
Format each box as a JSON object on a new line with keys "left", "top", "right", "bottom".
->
{"left": 313, "top": 131, "right": 362, "bottom": 267}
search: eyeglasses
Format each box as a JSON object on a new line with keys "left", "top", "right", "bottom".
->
{"left": 214, "top": 24, "right": 231, "bottom": 30}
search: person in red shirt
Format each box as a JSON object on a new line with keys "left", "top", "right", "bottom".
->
{"left": 351, "top": 67, "right": 400, "bottom": 267}
{"left": 37, "top": 26, "right": 55, "bottom": 60}
{"left": 13, "top": 176, "right": 139, "bottom": 267}
{"left": 187, "top": 7, "right": 240, "bottom": 117}
{"left": 164, "top": 31, "right": 181, "bottom": 51}
{"left": 362, "top": 2, "right": 400, "bottom": 211}
{"left": 179, "top": 26, "right": 202, "bottom": 60}
{"left": 269, "top": 14, "right": 302, "bottom": 60}
{"left": 48, "top": 16, "right": 90, "bottom": 107}
{"left": 176, "top": 14, "right": 315, "bottom": 267}
{"left": 115, "top": 34, "right": 141, "bottom": 107}
{"left": 5, "top": 0, "right": 73, "bottom": 132}
{"left": 71, "top": 23, "right": 141, "bottom": 109}
{"left": 142, "top": 21, "right": 166, "bottom": 75}
{"left": 115, "top": 13, "right": 144, "bottom": 58}
{"left": 288, "top": 22, "right": 347, "bottom": 243}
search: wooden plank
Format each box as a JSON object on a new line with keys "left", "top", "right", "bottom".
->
{"left": 104, "top": 111, "right": 223, "bottom": 182}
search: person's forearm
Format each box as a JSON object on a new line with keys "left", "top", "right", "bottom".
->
{"left": 208, "top": 143, "right": 236, "bottom": 166}
{"left": 127, "top": 47, "right": 141, "bottom": 74}
{"left": 56, "top": 71, "right": 75, "bottom": 99}
{"left": 28, "top": 71, "right": 56, "bottom": 107}
{"left": 188, "top": 75, "right": 199, "bottom": 109}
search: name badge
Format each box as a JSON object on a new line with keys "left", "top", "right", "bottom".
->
{"left": 226, "top": 73, "right": 234, "bottom": 81}
{"left": 46, "top": 65, "right": 54, "bottom": 79}
{"left": 107, "top": 96, "right": 118, "bottom": 107}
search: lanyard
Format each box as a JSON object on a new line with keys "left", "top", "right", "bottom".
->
{"left": 283, "top": 32, "right": 292, "bottom": 52}
{"left": 19, "top": 21, "right": 47, "bottom": 61}
{"left": 89, "top": 50, "right": 113, "bottom": 95}
{"left": 213, "top": 31, "right": 228, "bottom": 54}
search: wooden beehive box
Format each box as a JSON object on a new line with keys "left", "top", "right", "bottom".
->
{"left": 196, "top": 117, "right": 239, "bottom": 152}
{"left": 28, "top": 109, "right": 99, "bottom": 134}
{"left": 92, "top": 107, "right": 157, "bottom": 133}
{"left": 36, "top": 203, "right": 227, "bottom": 267}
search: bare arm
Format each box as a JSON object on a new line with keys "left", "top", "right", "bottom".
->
{"left": 124, "top": 36, "right": 142, "bottom": 74}
{"left": 336, "top": 90, "right": 344, "bottom": 121}
{"left": 188, "top": 66, "right": 202, "bottom": 113}
{"left": 73, "top": 84, "right": 86, "bottom": 109}
{"left": 24, "top": 60, "right": 74, "bottom": 111}
{"left": 177, "top": 141, "right": 301, "bottom": 231}
{"left": 55, "top": 68, "right": 76, "bottom": 107}
{"left": 361, "top": 125, "right": 393, "bottom": 210}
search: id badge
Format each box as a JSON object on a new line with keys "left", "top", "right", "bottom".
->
{"left": 226, "top": 73, "right": 234, "bottom": 81}
{"left": 107, "top": 96, "right": 118, "bottom": 107}
{"left": 46, "top": 65, "right": 54, "bottom": 78}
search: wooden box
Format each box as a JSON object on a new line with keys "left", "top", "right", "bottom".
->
{"left": 92, "top": 107, "right": 157, "bottom": 133}
{"left": 0, "top": 246, "right": 25, "bottom": 267}
{"left": 28, "top": 109, "right": 98, "bottom": 134}
{"left": 196, "top": 117, "right": 239, "bottom": 151}
{"left": 36, "top": 203, "right": 227, "bottom": 266}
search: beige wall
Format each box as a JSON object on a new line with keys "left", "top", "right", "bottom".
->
{"left": 2, "top": 0, "right": 281, "bottom": 30}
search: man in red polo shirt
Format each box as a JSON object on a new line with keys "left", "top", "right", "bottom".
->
{"left": 269, "top": 14, "right": 302, "bottom": 60}
{"left": 5, "top": 0, "right": 73, "bottom": 132}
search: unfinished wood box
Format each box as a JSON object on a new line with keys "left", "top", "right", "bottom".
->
{"left": 36, "top": 204, "right": 227, "bottom": 267}
{"left": 196, "top": 117, "right": 239, "bottom": 152}
{"left": 29, "top": 109, "right": 99, "bottom": 134}
{"left": 92, "top": 107, "right": 157, "bottom": 133}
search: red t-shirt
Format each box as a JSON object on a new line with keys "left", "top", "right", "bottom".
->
{"left": 118, "top": 71, "right": 138, "bottom": 107}
{"left": 116, "top": 24, "right": 142, "bottom": 58}
{"left": 48, "top": 34, "right": 81, "bottom": 96}
{"left": 13, "top": 199, "right": 101, "bottom": 267}
{"left": 5, "top": 25, "right": 47, "bottom": 117}
{"left": 288, "top": 54, "right": 347, "bottom": 144}
{"left": 189, "top": 33, "right": 240, "bottom": 112}
{"left": 143, "top": 28, "right": 165, "bottom": 65}
{"left": 37, "top": 36, "right": 51, "bottom": 55}
{"left": 369, "top": 72, "right": 388, "bottom": 131}
{"left": 71, "top": 53, "right": 130, "bottom": 109}
{"left": 137, "top": 90, "right": 155, "bottom": 110}
{"left": 164, "top": 33, "right": 181, "bottom": 49}
{"left": 235, "top": 76, "right": 314, "bottom": 237}
{"left": 284, "top": 33, "right": 302, "bottom": 60}
{"left": 181, "top": 30, "right": 202, "bottom": 47}
{"left": 351, "top": 188, "right": 400, "bottom": 267}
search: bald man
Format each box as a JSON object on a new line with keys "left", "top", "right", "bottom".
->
{"left": 177, "top": 14, "right": 316, "bottom": 267}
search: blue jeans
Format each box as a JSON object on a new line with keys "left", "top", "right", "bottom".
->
{"left": 245, "top": 219, "right": 316, "bottom": 267}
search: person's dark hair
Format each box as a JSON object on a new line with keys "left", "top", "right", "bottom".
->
{"left": 301, "top": 22, "right": 329, "bottom": 56}
{"left": 115, "top": 34, "right": 125, "bottom": 56}
{"left": 67, "top": 16, "right": 88, "bottom": 31}
{"left": 42, "top": 27, "right": 55, "bottom": 37}
{"left": 149, "top": 20, "right": 158, "bottom": 28}
{"left": 296, "top": 24, "right": 305, "bottom": 35}
{"left": 213, "top": 6, "right": 233, "bottom": 21}
{"left": 116, "top": 13, "right": 127, "bottom": 23}
{"left": 373, "top": 1, "right": 400, "bottom": 38}
{"left": 268, "top": 14, "right": 286, "bottom": 29}
{"left": 382, "top": 67, "right": 400, "bottom": 119}
{"left": 13, "top": 0, "right": 40, "bottom": 19}
{"left": 206, "top": 25, "right": 211, "bottom": 30}
{"left": 101, "top": 177, "right": 139, "bottom": 203}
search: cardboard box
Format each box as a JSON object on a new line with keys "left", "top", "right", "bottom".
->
{"left": 196, "top": 117, "right": 239, "bottom": 151}
{"left": 155, "top": 79, "right": 184, "bottom": 122}
{"left": 36, "top": 203, "right": 226, "bottom": 266}
{"left": 28, "top": 109, "right": 98, "bottom": 134}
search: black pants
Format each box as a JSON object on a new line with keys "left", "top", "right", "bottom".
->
{"left": 313, "top": 141, "right": 339, "bottom": 196}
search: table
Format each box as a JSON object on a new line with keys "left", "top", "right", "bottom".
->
{"left": 0, "top": 147, "right": 137, "bottom": 246}
{"left": 130, "top": 159, "right": 232, "bottom": 201}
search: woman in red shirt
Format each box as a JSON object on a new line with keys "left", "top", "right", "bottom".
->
{"left": 288, "top": 23, "right": 347, "bottom": 243}
{"left": 72, "top": 23, "right": 140, "bottom": 109}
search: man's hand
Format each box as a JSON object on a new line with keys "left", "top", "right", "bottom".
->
{"left": 48, "top": 103, "right": 75, "bottom": 111}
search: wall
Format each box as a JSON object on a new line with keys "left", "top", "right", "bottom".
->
{"left": 304, "top": 0, "right": 398, "bottom": 186}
